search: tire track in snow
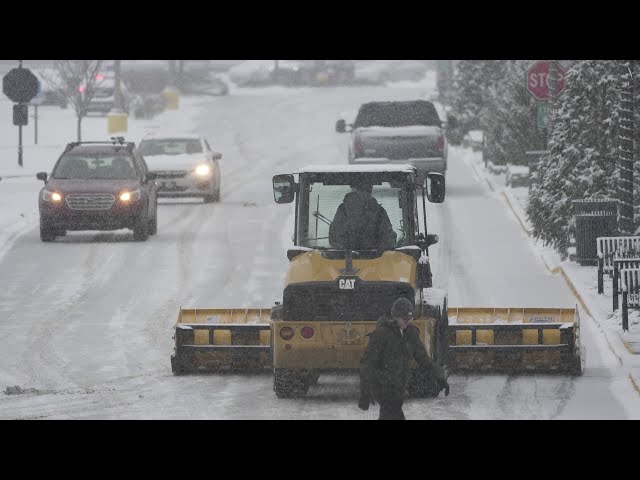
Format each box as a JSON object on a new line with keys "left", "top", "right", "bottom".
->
{"left": 18, "top": 201, "right": 202, "bottom": 390}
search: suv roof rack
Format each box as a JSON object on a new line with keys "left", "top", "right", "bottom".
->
{"left": 63, "top": 138, "right": 135, "bottom": 154}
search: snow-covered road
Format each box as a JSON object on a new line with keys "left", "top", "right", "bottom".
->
{"left": 1, "top": 81, "right": 639, "bottom": 419}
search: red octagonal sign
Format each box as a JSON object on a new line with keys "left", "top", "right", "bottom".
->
{"left": 527, "top": 61, "right": 566, "bottom": 100}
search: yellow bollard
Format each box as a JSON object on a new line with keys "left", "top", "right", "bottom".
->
{"left": 163, "top": 87, "right": 180, "bottom": 110}
{"left": 316, "top": 72, "right": 329, "bottom": 85}
{"left": 107, "top": 110, "right": 128, "bottom": 135}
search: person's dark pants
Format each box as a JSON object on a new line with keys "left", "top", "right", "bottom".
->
{"left": 378, "top": 395, "right": 405, "bottom": 420}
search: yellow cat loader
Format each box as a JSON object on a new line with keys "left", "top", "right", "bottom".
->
{"left": 171, "top": 165, "right": 584, "bottom": 397}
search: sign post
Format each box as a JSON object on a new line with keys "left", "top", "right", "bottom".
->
{"left": 34, "top": 104, "right": 38, "bottom": 145}
{"left": 32, "top": 78, "right": 42, "bottom": 144}
{"left": 527, "top": 61, "right": 567, "bottom": 147}
{"left": 537, "top": 101, "right": 548, "bottom": 129}
{"left": 2, "top": 60, "right": 41, "bottom": 166}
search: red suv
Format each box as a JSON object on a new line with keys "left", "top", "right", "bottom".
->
{"left": 36, "top": 139, "right": 158, "bottom": 242}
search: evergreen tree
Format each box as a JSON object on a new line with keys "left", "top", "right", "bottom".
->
{"left": 452, "top": 60, "right": 508, "bottom": 132}
{"left": 484, "top": 61, "right": 545, "bottom": 166}
{"left": 528, "top": 60, "right": 640, "bottom": 256}
{"left": 452, "top": 60, "right": 544, "bottom": 166}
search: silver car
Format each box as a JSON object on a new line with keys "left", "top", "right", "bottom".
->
{"left": 138, "top": 134, "right": 222, "bottom": 203}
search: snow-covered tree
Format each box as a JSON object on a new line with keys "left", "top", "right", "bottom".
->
{"left": 452, "top": 60, "right": 544, "bottom": 166}
{"left": 484, "top": 61, "right": 546, "bottom": 166}
{"left": 453, "top": 60, "right": 508, "bottom": 132}
{"left": 527, "top": 60, "right": 640, "bottom": 256}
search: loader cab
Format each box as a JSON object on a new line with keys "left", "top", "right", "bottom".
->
{"left": 273, "top": 166, "right": 445, "bottom": 258}
{"left": 296, "top": 170, "right": 417, "bottom": 253}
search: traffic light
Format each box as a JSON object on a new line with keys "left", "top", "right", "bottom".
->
{"left": 13, "top": 104, "right": 28, "bottom": 126}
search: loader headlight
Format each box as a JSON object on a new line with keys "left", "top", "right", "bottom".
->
{"left": 195, "top": 164, "right": 211, "bottom": 176}
{"left": 119, "top": 189, "right": 142, "bottom": 202}
{"left": 43, "top": 189, "right": 63, "bottom": 202}
{"left": 279, "top": 326, "right": 294, "bottom": 341}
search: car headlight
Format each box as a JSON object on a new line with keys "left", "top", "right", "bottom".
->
{"left": 119, "top": 189, "right": 142, "bottom": 202}
{"left": 195, "top": 164, "right": 211, "bottom": 176}
{"left": 43, "top": 189, "right": 63, "bottom": 202}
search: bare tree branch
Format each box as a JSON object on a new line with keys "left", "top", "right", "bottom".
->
{"left": 47, "top": 60, "right": 104, "bottom": 140}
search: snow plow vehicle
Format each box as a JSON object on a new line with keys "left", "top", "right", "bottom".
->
{"left": 171, "top": 165, "right": 584, "bottom": 397}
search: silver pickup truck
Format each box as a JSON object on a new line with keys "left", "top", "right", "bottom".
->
{"left": 336, "top": 100, "right": 456, "bottom": 185}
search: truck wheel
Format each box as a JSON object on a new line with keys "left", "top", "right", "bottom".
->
{"left": 204, "top": 183, "right": 220, "bottom": 203}
{"left": 133, "top": 213, "right": 149, "bottom": 241}
{"left": 40, "top": 220, "right": 57, "bottom": 242}
{"left": 148, "top": 208, "right": 158, "bottom": 235}
{"left": 423, "top": 288, "right": 448, "bottom": 367}
{"left": 274, "top": 369, "right": 309, "bottom": 398}
{"left": 407, "top": 369, "right": 440, "bottom": 398}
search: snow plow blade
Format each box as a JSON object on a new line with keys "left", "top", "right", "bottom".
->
{"left": 171, "top": 308, "right": 272, "bottom": 374}
{"left": 446, "top": 307, "right": 584, "bottom": 375}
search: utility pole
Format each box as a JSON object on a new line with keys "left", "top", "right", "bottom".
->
{"left": 547, "top": 60, "right": 558, "bottom": 139}
{"left": 178, "top": 60, "right": 185, "bottom": 89}
{"left": 163, "top": 60, "right": 179, "bottom": 110}
{"left": 618, "top": 60, "right": 635, "bottom": 234}
{"left": 113, "top": 59, "right": 122, "bottom": 111}
{"left": 18, "top": 60, "right": 23, "bottom": 167}
{"left": 169, "top": 60, "right": 176, "bottom": 87}
{"left": 34, "top": 104, "right": 38, "bottom": 144}
{"left": 107, "top": 60, "right": 128, "bottom": 134}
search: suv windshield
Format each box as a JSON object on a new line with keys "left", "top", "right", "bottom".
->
{"left": 52, "top": 154, "right": 138, "bottom": 180}
{"left": 93, "top": 87, "right": 115, "bottom": 98}
{"left": 298, "top": 173, "right": 413, "bottom": 250}
{"left": 138, "top": 138, "right": 203, "bottom": 156}
{"left": 354, "top": 101, "right": 441, "bottom": 128}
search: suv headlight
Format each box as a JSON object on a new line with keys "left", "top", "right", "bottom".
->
{"left": 195, "top": 164, "right": 211, "bottom": 176}
{"left": 119, "top": 189, "right": 142, "bottom": 202}
{"left": 42, "top": 189, "right": 63, "bottom": 202}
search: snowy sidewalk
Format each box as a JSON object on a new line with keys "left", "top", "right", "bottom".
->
{"left": 458, "top": 145, "right": 640, "bottom": 393}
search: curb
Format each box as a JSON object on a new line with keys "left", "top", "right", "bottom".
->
{"left": 466, "top": 156, "right": 495, "bottom": 192}
{"left": 557, "top": 264, "right": 623, "bottom": 364}
{"left": 500, "top": 176, "right": 628, "bottom": 363}
{"left": 502, "top": 190, "right": 532, "bottom": 235}
{"left": 470, "top": 154, "right": 636, "bottom": 370}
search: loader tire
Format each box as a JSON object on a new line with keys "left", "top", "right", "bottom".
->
{"left": 407, "top": 369, "right": 440, "bottom": 398}
{"left": 274, "top": 369, "right": 309, "bottom": 398}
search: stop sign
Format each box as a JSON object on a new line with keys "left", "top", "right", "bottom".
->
{"left": 527, "top": 61, "right": 566, "bottom": 100}
{"left": 3, "top": 67, "right": 40, "bottom": 103}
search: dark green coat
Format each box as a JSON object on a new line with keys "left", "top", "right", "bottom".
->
{"left": 360, "top": 314, "right": 445, "bottom": 400}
